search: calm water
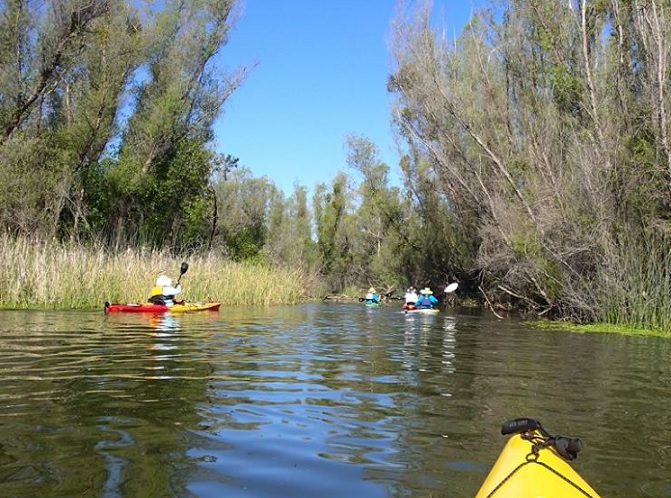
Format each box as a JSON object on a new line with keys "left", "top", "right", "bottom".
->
{"left": 0, "top": 303, "right": 669, "bottom": 497}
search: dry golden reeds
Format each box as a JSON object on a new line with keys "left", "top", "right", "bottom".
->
{"left": 0, "top": 234, "right": 306, "bottom": 309}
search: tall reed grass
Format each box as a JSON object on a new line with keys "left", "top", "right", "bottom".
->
{"left": 596, "top": 232, "right": 671, "bottom": 332}
{"left": 0, "top": 235, "right": 306, "bottom": 309}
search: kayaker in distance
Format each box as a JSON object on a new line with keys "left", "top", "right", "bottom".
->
{"left": 364, "top": 287, "right": 380, "bottom": 304}
{"left": 148, "top": 274, "right": 183, "bottom": 306}
{"left": 415, "top": 287, "right": 439, "bottom": 309}
{"left": 404, "top": 287, "right": 418, "bottom": 306}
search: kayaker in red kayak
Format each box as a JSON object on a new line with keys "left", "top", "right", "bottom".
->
{"left": 404, "top": 287, "right": 419, "bottom": 309}
{"left": 104, "top": 262, "right": 221, "bottom": 313}
{"left": 148, "top": 274, "right": 183, "bottom": 306}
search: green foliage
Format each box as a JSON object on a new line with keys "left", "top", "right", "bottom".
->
{"left": 0, "top": 134, "right": 71, "bottom": 236}
{"left": 0, "top": 0, "right": 244, "bottom": 253}
{"left": 181, "top": 194, "right": 215, "bottom": 250}
{"left": 224, "top": 226, "right": 265, "bottom": 263}
{"left": 261, "top": 185, "right": 318, "bottom": 273}
{"left": 211, "top": 167, "right": 275, "bottom": 262}
{"left": 313, "top": 173, "right": 362, "bottom": 291}
{"left": 549, "top": 64, "right": 584, "bottom": 119}
{"left": 621, "top": 132, "right": 669, "bottom": 222}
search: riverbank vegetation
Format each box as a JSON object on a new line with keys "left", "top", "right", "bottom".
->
{"left": 385, "top": 0, "right": 671, "bottom": 332}
{"left": 4, "top": 0, "right": 671, "bottom": 332}
{"left": 0, "top": 235, "right": 304, "bottom": 308}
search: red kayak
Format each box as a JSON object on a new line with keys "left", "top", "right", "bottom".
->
{"left": 104, "top": 301, "right": 220, "bottom": 313}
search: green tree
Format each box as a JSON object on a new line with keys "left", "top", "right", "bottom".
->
{"left": 345, "top": 135, "right": 408, "bottom": 292}
{"left": 0, "top": 0, "right": 125, "bottom": 238}
{"left": 313, "top": 173, "right": 358, "bottom": 291}
{"left": 212, "top": 167, "right": 275, "bottom": 262}
{"left": 106, "top": 0, "right": 248, "bottom": 247}
{"left": 0, "top": 0, "right": 249, "bottom": 248}
{"left": 388, "top": 0, "right": 607, "bottom": 316}
{"left": 264, "top": 183, "right": 318, "bottom": 272}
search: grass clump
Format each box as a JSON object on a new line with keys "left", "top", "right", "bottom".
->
{"left": 0, "top": 234, "right": 306, "bottom": 309}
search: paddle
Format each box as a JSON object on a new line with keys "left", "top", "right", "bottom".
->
{"left": 445, "top": 282, "right": 459, "bottom": 293}
{"left": 176, "top": 261, "right": 189, "bottom": 285}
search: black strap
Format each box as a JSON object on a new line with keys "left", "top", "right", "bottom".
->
{"left": 501, "top": 418, "right": 544, "bottom": 436}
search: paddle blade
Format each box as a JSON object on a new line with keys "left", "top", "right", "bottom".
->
{"left": 445, "top": 282, "right": 459, "bottom": 293}
{"left": 180, "top": 262, "right": 189, "bottom": 275}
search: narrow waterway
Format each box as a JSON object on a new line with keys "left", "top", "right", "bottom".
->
{"left": 0, "top": 303, "right": 668, "bottom": 497}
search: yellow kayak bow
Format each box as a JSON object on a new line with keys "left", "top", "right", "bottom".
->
{"left": 475, "top": 418, "right": 602, "bottom": 498}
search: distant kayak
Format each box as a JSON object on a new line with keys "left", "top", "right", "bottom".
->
{"left": 475, "top": 418, "right": 601, "bottom": 498}
{"left": 405, "top": 308, "right": 439, "bottom": 314}
{"left": 104, "top": 301, "right": 220, "bottom": 313}
{"left": 365, "top": 301, "right": 382, "bottom": 307}
{"left": 403, "top": 305, "right": 438, "bottom": 314}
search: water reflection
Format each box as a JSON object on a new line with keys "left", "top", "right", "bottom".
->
{"left": 401, "top": 312, "right": 457, "bottom": 372}
{"left": 0, "top": 306, "right": 667, "bottom": 497}
{"left": 148, "top": 312, "right": 181, "bottom": 332}
{"left": 442, "top": 316, "right": 457, "bottom": 374}
{"left": 96, "top": 416, "right": 134, "bottom": 498}
{"left": 146, "top": 313, "right": 181, "bottom": 366}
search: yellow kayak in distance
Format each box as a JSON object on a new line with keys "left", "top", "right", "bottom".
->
{"left": 475, "top": 418, "right": 601, "bottom": 498}
{"left": 402, "top": 304, "right": 439, "bottom": 314}
{"left": 404, "top": 308, "right": 439, "bottom": 314}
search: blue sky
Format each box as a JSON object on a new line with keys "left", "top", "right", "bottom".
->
{"left": 214, "top": 1, "right": 482, "bottom": 194}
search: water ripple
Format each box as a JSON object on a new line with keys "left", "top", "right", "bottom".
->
{"left": 0, "top": 306, "right": 667, "bottom": 497}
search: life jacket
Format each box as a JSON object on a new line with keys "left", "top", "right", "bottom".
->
{"left": 148, "top": 285, "right": 165, "bottom": 305}
{"left": 418, "top": 295, "right": 432, "bottom": 307}
{"left": 149, "top": 285, "right": 175, "bottom": 305}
